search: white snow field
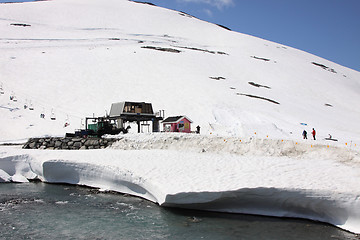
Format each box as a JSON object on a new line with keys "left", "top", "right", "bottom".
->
{"left": 1, "top": 0, "right": 360, "bottom": 234}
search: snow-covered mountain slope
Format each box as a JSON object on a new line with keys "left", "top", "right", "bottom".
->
{"left": 1, "top": 0, "right": 359, "bottom": 142}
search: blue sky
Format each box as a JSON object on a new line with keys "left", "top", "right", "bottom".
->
{"left": 136, "top": 0, "right": 360, "bottom": 72}
{"left": 1, "top": 0, "right": 359, "bottom": 71}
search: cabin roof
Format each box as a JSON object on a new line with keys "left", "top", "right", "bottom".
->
{"left": 162, "top": 116, "right": 193, "bottom": 124}
{"left": 109, "top": 101, "right": 154, "bottom": 117}
{"left": 109, "top": 102, "right": 125, "bottom": 117}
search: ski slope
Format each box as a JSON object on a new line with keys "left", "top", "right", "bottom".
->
{"left": 0, "top": 0, "right": 359, "bottom": 141}
{"left": 1, "top": 0, "right": 360, "bottom": 234}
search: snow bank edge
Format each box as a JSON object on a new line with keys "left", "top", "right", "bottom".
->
{"left": 163, "top": 188, "right": 360, "bottom": 234}
{"left": 0, "top": 152, "right": 359, "bottom": 234}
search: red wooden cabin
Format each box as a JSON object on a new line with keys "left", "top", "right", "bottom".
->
{"left": 162, "top": 116, "right": 192, "bottom": 133}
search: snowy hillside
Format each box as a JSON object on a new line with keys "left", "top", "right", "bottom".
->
{"left": 1, "top": 0, "right": 360, "bottom": 234}
{"left": 1, "top": 0, "right": 359, "bottom": 142}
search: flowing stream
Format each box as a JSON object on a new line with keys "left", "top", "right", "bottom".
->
{"left": 0, "top": 183, "right": 358, "bottom": 240}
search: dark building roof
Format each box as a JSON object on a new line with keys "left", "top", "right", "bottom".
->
{"left": 162, "top": 116, "right": 192, "bottom": 123}
{"left": 109, "top": 101, "right": 154, "bottom": 116}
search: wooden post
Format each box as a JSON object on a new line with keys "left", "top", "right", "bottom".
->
{"left": 85, "top": 118, "right": 89, "bottom": 130}
{"left": 152, "top": 118, "right": 160, "bottom": 132}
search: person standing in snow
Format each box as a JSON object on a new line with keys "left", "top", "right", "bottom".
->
{"left": 312, "top": 128, "right": 316, "bottom": 140}
{"left": 196, "top": 125, "right": 200, "bottom": 134}
{"left": 302, "top": 130, "right": 307, "bottom": 139}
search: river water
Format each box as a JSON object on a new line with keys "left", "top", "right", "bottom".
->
{"left": 0, "top": 183, "right": 358, "bottom": 240}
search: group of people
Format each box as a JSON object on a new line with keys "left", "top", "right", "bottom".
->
{"left": 302, "top": 128, "right": 316, "bottom": 140}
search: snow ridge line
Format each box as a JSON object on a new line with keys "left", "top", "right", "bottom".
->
{"left": 109, "top": 134, "right": 360, "bottom": 166}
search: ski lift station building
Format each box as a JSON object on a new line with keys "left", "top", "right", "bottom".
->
{"left": 109, "top": 101, "right": 163, "bottom": 133}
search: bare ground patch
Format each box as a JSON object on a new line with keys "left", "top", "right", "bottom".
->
{"left": 248, "top": 82, "right": 271, "bottom": 89}
{"left": 141, "top": 46, "right": 181, "bottom": 53}
{"left": 312, "top": 62, "right": 337, "bottom": 74}
{"left": 251, "top": 56, "right": 270, "bottom": 62}
{"left": 237, "top": 93, "right": 280, "bottom": 105}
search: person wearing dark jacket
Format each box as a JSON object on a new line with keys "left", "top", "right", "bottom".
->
{"left": 302, "top": 130, "right": 307, "bottom": 139}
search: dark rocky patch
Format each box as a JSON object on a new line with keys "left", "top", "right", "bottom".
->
{"left": 237, "top": 93, "right": 280, "bottom": 105}
{"left": 10, "top": 23, "right": 31, "bottom": 27}
{"left": 312, "top": 62, "right": 337, "bottom": 73}
{"left": 216, "top": 24, "right": 231, "bottom": 31}
{"left": 210, "top": 76, "right": 226, "bottom": 81}
{"left": 251, "top": 56, "right": 270, "bottom": 62}
{"left": 179, "top": 12, "right": 194, "bottom": 18}
{"left": 312, "top": 62, "right": 328, "bottom": 69}
{"left": 131, "top": 1, "right": 156, "bottom": 6}
{"left": 248, "top": 82, "right": 271, "bottom": 89}
{"left": 174, "top": 46, "right": 228, "bottom": 55}
{"left": 23, "top": 137, "right": 118, "bottom": 150}
{"left": 325, "top": 103, "right": 333, "bottom": 107}
{"left": 141, "top": 46, "right": 181, "bottom": 53}
{"left": 176, "top": 46, "right": 215, "bottom": 54}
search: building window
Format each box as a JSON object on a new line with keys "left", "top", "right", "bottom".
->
{"left": 164, "top": 124, "right": 171, "bottom": 132}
